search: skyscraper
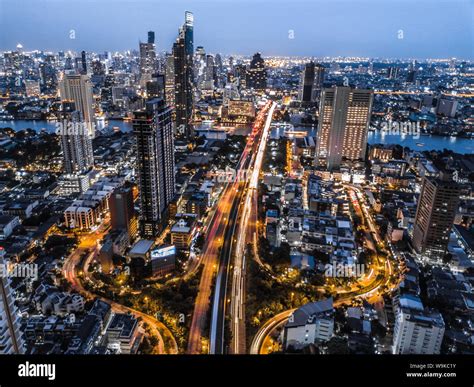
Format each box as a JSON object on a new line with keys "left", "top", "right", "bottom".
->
{"left": 147, "top": 30, "right": 155, "bottom": 45}
{"left": 58, "top": 101, "right": 94, "bottom": 174}
{"left": 0, "top": 247, "right": 25, "bottom": 354}
{"left": 184, "top": 11, "right": 194, "bottom": 56}
{"left": 315, "top": 86, "right": 373, "bottom": 170}
{"left": 173, "top": 14, "right": 194, "bottom": 139}
{"left": 246, "top": 53, "right": 266, "bottom": 90}
{"left": 133, "top": 98, "right": 175, "bottom": 238}
{"left": 412, "top": 174, "right": 460, "bottom": 257}
{"left": 298, "top": 62, "right": 325, "bottom": 103}
{"left": 164, "top": 53, "right": 175, "bottom": 107}
{"left": 80, "top": 50, "right": 87, "bottom": 74}
{"left": 139, "top": 36, "right": 157, "bottom": 85}
{"left": 59, "top": 72, "right": 95, "bottom": 137}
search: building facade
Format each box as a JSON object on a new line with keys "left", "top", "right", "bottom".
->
{"left": 315, "top": 86, "right": 373, "bottom": 170}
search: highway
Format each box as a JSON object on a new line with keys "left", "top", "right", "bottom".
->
{"left": 187, "top": 101, "right": 274, "bottom": 354}
{"left": 227, "top": 102, "right": 277, "bottom": 354}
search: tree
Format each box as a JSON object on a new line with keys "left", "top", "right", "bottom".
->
{"left": 312, "top": 249, "right": 330, "bottom": 265}
{"left": 326, "top": 337, "right": 349, "bottom": 354}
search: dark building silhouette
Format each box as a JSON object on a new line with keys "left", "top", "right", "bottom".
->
{"left": 298, "top": 62, "right": 325, "bottom": 103}
{"left": 133, "top": 98, "right": 175, "bottom": 237}
{"left": 148, "top": 31, "right": 155, "bottom": 45}
{"left": 173, "top": 13, "right": 194, "bottom": 139}
{"left": 247, "top": 52, "right": 266, "bottom": 90}
{"left": 109, "top": 186, "right": 138, "bottom": 239}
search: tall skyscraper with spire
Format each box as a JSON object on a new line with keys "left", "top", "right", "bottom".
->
{"left": 173, "top": 11, "right": 194, "bottom": 139}
{"left": 184, "top": 11, "right": 194, "bottom": 56}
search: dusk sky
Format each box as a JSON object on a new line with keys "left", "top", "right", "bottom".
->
{"left": 0, "top": 0, "right": 472, "bottom": 59}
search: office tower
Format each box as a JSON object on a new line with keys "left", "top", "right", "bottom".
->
{"left": 133, "top": 98, "right": 175, "bottom": 237}
{"left": 184, "top": 11, "right": 194, "bottom": 56}
{"left": 59, "top": 72, "right": 95, "bottom": 137}
{"left": 298, "top": 62, "right": 325, "bottom": 103}
{"left": 412, "top": 175, "right": 460, "bottom": 257}
{"left": 139, "top": 37, "right": 156, "bottom": 84}
{"left": 194, "top": 46, "right": 206, "bottom": 83}
{"left": 148, "top": 30, "right": 155, "bottom": 45}
{"left": 81, "top": 50, "right": 87, "bottom": 74}
{"left": 205, "top": 54, "right": 216, "bottom": 86}
{"left": 0, "top": 247, "right": 24, "bottom": 354}
{"left": 246, "top": 52, "right": 266, "bottom": 90}
{"left": 313, "top": 64, "right": 325, "bottom": 95}
{"left": 164, "top": 53, "right": 175, "bottom": 106}
{"left": 406, "top": 61, "right": 417, "bottom": 83}
{"left": 392, "top": 295, "right": 444, "bottom": 354}
{"left": 436, "top": 98, "right": 458, "bottom": 117}
{"left": 387, "top": 66, "right": 399, "bottom": 79}
{"left": 109, "top": 186, "right": 138, "bottom": 239}
{"left": 315, "top": 86, "right": 373, "bottom": 170}
{"left": 146, "top": 73, "right": 165, "bottom": 100}
{"left": 39, "top": 57, "right": 58, "bottom": 93}
{"left": 214, "top": 53, "right": 223, "bottom": 74}
{"left": 58, "top": 101, "right": 94, "bottom": 174}
{"left": 173, "top": 16, "right": 194, "bottom": 139}
{"left": 234, "top": 63, "right": 247, "bottom": 89}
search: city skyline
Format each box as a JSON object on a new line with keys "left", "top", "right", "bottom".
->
{"left": 0, "top": 1, "right": 473, "bottom": 381}
{"left": 0, "top": 0, "right": 473, "bottom": 59}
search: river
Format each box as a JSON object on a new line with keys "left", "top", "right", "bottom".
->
{"left": 1, "top": 120, "right": 473, "bottom": 154}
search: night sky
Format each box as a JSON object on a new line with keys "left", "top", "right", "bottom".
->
{"left": 0, "top": 0, "right": 472, "bottom": 59}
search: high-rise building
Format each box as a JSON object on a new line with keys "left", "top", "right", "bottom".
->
{"left": 204, "top": 54, "right": 216, "bottom": 87}
{"left": 59, "top": 72, "right": 95, "bottom": 137}
{"left": 133, "top": 98, "right": 175, "bottom": 237}
{"left": 0, "top": 247, "right": 25, "bottom": 354}
{"left": 58, "top": 101, "right": 94, "bottom": 174}
{"left": 139, "top": 37, "right": 157, "bottom": 85}
{"left": 246, "top": 53, "right": 266, "bottom": 90}
{"left": 392, "top": 295, "right": 444, "bottom": 354}
{"left": 387, "top": 66, "right": 399, "bottom": 79}
{"left": 146, "top": 73, "right": 165, "bottom": 100}
{"left": 147, "top": 31, "right": 155, "bottom": 45}
{"left": 412, "top": 174, "right": 460, "bottom": 257}
{"left": 184, "top": 11, "right": 194, "bottom": 56}
{"left": 298, "top": 62, "right": 325, "bottom": 103}
{"left": 109, "top": 186, "right": 138, "bottom": 239}
{"left": 164, "top": 53, "right": 175, "bottom": 107}
{"left": 81, "top": 50, "right": 87, "bottom": 74}
{"left": 173, "top": 16, "right": 194, "bottom": 139}
{"left": 315, "top": 86, "right": 373, "bottom": 170}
